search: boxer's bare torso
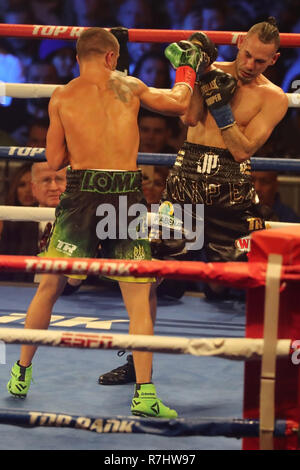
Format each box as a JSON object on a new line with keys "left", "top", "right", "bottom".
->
{"left": 46, "top": 66, "right": 192, "bottom": 171}
{"left": 187, "top": 62, "right": 285, "bottom": 149}
{"left": 51, "top": 72, "right": 141, "bottom": 171}
{"left": 183, "top": 33, "right": 288, "bottom": 162}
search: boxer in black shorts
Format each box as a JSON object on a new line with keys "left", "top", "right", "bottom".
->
{"left": 157, "top": 20, "right": 287, "bottom": 283}
{"left": 157, "top": 19, "right": 287, "bottom": 275}
{"left": 100, "top": 19, "right": 289, "bottom": 383}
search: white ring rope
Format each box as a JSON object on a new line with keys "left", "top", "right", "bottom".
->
{"left": 0, "top": 82, "right": 59, "bottom": 99}
{"left": 0, "top": 83, "right": 299, "bottom": 108}
{"left": 0, "top": 205, "right": 299, "bottom": 231}
{"left": 0, "top": 327, "right": 291, "bottom": 360}
{"left": 0, "top": 205, "right": 55, "bottom": 222}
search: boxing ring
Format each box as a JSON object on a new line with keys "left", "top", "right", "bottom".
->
{"left": 0, "top": 23, "right": 300, "bottom": 452}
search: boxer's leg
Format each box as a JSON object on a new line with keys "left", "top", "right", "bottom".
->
{"left": 119, "top": 281, "right": 153, "bottom": 383}
{"left": 7, "top": 273, "right": 67, "bottom": 398}
{"left": 119, "top": 281, "right": 177, "bottom": 418}
{"left": 98, "top": 280, "right": 158, "bottom": 385}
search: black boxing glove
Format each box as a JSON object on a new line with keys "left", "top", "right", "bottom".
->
{"left": 199, "top": 68, "right": 237, "bottom": 129}
{"left": 148, "top": 201, "right": 195, "bottom": 259}
{"left": 188, "top": 31, "right": 218, "bottom": 80}
{"left": 150, "top": 235, "right": 187, "bottom": 259}
{"left": 110, "top": 26, "right": 129, "bottom": 75}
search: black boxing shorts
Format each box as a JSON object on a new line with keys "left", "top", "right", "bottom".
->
{"left": 158, "top": 142, "right": 264, "bottom": 262}
{"left": 41, "top": 167, "right": 154, "bottom": 282}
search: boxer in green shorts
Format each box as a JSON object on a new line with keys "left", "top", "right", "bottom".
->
{"left": 7, "top": 27, "right": 204, "bottom": 418}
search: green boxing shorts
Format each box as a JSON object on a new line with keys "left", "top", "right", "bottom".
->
{"left": 40, "top": 167, "right": 155, "bottom": 283}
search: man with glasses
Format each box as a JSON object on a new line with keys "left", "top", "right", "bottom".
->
{"left": 31, "top": 161, "right": 66, "bottom": 208}
{"left": 0, "top": 162, "right": 67, "bottom": 282}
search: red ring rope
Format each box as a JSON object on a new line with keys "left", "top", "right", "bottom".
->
{"left": 0, "top": 24, "right": 299, "bottom": 47}
{"left": 0, "top": 255, "right": 300, "bottom": 288}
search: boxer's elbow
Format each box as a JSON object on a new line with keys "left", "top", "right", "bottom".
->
{"left": 222, "top": 131, "right": 256, "bottom": 162}
{"left": 46, "top": 153, "right": 60, "bottom": 171}
{"left": 181, "top": 113, "right": 198, "bottom": 127}
{"left": 232, "top": 139, "right": 258, "bottom": 162}
{"left": 181, "top": 103, "right": 204, "bottom": 126}
{"left": 48, "top": 161, "right": 64, "bottom": 171}
{"left": 46, "top": 148, "right": 69, "bottom": 170}
{"left": 230, "top": 149, "right": 252, "bottom": 163}
{"left": 172, "top": 91, "right": 194, "bottom": 116}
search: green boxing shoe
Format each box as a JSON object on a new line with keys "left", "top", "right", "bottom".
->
{"left": 7, "top": 361, "right": 32, "bottom": 398}
{"left": 131, "top": 383, "right": 178, "bottom": 419}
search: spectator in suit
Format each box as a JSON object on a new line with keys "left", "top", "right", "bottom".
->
{"left": 252, "top": 171, "right": 300, "bottom": 223}
{"left": 0, "top": 162, "right": 67, "bottom": 282}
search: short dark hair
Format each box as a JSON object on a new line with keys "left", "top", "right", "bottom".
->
{"left": 76, "top": 27, "right": 119, "bottom": 60}
{"left": 247, "top": 17, "right": 280, "bottom": 51}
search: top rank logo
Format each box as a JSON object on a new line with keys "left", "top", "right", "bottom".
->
{"left": 9, "top": 147, "right": 45, "bottom": 158}
{"left": 32, "top": 25, "right": 85, "bottom": 38}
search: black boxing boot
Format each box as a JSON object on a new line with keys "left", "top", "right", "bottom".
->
{"left": 98, "top": 351, "right": 136, "bottom": 385}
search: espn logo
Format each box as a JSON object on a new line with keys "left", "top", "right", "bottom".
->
{"left": 235, "top": 235, "right": 251, "bottom": 252}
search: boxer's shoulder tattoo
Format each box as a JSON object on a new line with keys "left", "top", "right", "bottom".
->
{"left": 107, "top": 76, "right": 138, "bottom": 103}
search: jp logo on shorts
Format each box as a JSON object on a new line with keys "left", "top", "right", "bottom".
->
{"left": 197, "top": 153, "right": 219, "bottom": 176}
{"left": 56, "top": 240, "right": 77, "bottom": 255}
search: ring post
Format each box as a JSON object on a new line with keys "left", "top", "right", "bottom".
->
{"left": 244, "top": 227, "right": 300, "bottom": 450}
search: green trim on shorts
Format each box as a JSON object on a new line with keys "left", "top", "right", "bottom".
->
{"left": 80, "top": 170, "right": 142, "bottom": 194}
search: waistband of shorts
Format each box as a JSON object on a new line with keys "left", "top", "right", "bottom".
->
{"left": 173, "top": 142, "right": 251, "bottom": 179}
{"left": 66, "top": 168, "right": 143, "bottom": 194}
{"left": 181, "top": 142, "right": 234, "bottom": 160}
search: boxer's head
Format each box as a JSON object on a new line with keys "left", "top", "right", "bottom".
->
{"left": 236, "top": 18, "right": 280, "bottom": 83}
{"left": 76, "top": 27, "right": 120, "bottom": 70}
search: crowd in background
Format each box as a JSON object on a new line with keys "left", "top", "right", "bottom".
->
{"left": 0, "top": 0, "right": 300, "bottom": 252}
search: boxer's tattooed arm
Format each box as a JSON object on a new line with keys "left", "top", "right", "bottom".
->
{"left": 107, "top": 76, "right": 138, "bottom": 103}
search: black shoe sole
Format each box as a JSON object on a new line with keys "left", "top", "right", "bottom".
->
{"left": 98, "top": 377, "right": 136, "bottom": 385}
